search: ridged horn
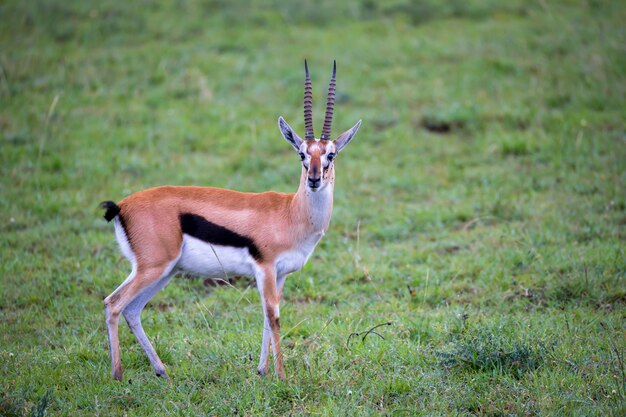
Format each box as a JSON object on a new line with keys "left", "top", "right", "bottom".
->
{"left": 304, "top": 59, "right": 315, "bottom": 140}
{"left": 321, "top": 60, "right": 336, "bottom": 140}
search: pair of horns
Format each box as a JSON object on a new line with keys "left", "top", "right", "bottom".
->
{"left": 303, "top": 60, "right": 336, "bottom": 141}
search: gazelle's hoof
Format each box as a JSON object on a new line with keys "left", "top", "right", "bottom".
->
{"left": 113, "top": 368, "right": 124, "bottom": 381}
{"left": 156, "top": 368, "right": 170, "bottom": 381}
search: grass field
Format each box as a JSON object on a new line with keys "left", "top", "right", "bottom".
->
{"left": 1, "top": 0, "right": 625, "bottom": 415}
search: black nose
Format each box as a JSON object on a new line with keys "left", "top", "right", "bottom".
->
{"left": 308, "top": 178, "right": 321, "bottom": 188}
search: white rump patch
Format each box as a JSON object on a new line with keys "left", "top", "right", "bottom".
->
{"left": 114, "top": 217, "right": 135, "bottom": 262}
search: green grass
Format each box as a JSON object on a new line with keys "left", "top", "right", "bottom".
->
{"left": 1, "top": 0, "right": 625, "bottom": 415}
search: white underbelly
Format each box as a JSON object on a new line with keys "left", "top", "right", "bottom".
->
{"left": 178, "top": 235, "right": 256, "bottom": 278}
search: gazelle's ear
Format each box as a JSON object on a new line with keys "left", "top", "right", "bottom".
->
{"left": 334, "top": 120, "right": 362, "bottom": 153}
{"left": 278, "top": 116, "right": 304, "bottom": 151}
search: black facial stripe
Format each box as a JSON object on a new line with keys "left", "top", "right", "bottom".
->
{"left": 179, "top": 213, "right": 262, "bottom": 261}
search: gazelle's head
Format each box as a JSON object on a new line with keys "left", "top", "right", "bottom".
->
{"left": 279, "top": 60, "right": 361, "bottom": 192}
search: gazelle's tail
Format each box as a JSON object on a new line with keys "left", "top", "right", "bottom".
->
{"left": 100, "top": 201, "right": 121, "bottom": 222}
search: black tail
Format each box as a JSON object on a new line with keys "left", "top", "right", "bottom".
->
{"left": 100, "top": 201, "right": 121, "bottom": 222}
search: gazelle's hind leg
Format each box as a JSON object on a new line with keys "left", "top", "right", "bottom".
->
{"left": 104, "top": 262, "right": 177, "bottom": 381}
{"left": 123, "top": 269, "right": 176, "bottom": 378}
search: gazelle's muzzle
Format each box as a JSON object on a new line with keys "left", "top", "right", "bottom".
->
{"left": 307, "top": 160, "right": 322, "bottom": 190}
{"left": 308, "top": 177, "right": 321, "bottom": 189}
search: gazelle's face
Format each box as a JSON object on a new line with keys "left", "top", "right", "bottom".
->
{"left": 298, "top": 140, "right": 337, "bottom": 192}
{"left": 278, "top": 116, "right": 362, "bottom": 193}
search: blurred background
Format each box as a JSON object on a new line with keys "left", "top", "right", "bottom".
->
{"left": 1, "top": 0, "right": 624, "bottom": 415}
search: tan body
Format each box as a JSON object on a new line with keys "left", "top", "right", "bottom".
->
{"left": 116, "top": 174, "right": 331, "bottom": 270}
{"left": 102, "top": 61, "right": 361, "bottom": 381}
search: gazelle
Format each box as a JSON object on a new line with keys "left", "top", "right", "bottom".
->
{"left": 101, "top": 60, "right": 361, "bottom": 381}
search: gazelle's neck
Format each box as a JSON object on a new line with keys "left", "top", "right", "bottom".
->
{"left": 293, "top": 167, "right": 334, "bottom": 233}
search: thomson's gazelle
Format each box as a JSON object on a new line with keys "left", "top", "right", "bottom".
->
{"left": 101, "top": 61, "right": 361, "bottom": 381}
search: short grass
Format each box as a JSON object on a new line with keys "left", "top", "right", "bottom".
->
{"left": 1, "top": 0, "right": 625, "bottom": 415}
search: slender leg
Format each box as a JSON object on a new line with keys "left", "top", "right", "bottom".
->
{"left": 258, "top": 314, "right": 272, "bottom": 376}
{"left": 123, "top": 273, "right": 174, "bottom": 378}
{"left": 104, "top": 266, "right": 136, "bottom": 381}
{"left": 258, "top": 273, "right": 286, "bottom": 375}
{"left": 277, "top": 273, "right": 287, "bottom": 300}
{"left": 256, "top": 267, "right": 285, "bottom": 380}
{"left": 104, "top": 264, "right": 170, "bottom": 381}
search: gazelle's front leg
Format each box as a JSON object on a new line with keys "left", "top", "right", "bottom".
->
{"left": 255, "top": 266, "right": 285, "bottom": 380}
{"left": 258, "top": 273, "right": 286, "bottom": 376}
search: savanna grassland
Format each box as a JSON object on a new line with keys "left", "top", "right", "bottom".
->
{"left": 1, "top": 0, "right": 624, "bottom": 415}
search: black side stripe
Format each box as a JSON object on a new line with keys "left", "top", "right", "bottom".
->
{"left": 179, "top": 213, "right": 262, "bottom": 261}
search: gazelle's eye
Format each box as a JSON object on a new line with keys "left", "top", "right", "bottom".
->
{"left": 299, "top": 152, "right": 306, "bottom": 160}
{"left": 327, "top": 153, "right": 335, "bottom": 161}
